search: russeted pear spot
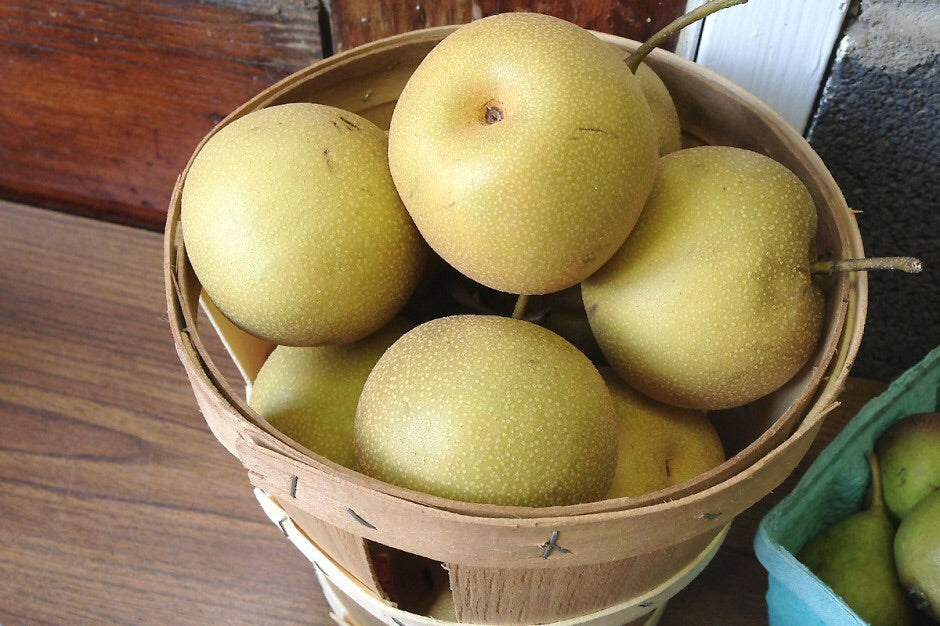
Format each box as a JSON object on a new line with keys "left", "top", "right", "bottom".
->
{"left": 354, "top": 315, "right": 618, "bottom": 507}
{"left": 602, "top": 370, "right": 724, "bottom": 499}
{"left": 388, "top": 13, "right": 658, "bottom": 295}
{"left": 583, "top": 146, "right": 823, "bottom": 410}
{"left": 249, "top": 319, "right": 412, "bottom": 468}
{"left": 182, "top": 103, "right": 426, "bottom": 346}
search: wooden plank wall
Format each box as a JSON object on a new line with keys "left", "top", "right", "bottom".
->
{"left": 0, "top": 1, "right": 324, "bottom": 230}
{"left": 0, "top": 0, "right": 684, "bottom": 230}
{"left": 325, "top": 1, "right": 686, "bottom": 52}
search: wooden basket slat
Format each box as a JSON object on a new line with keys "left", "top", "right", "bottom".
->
{"left": 236, "top": 398, "right": 841, "bottom": 570}
{"left": 278, "top": 498, "right": 386, "bottom": 599}
{"left": 447, "top": 529, "right": 717, "bottom": 624}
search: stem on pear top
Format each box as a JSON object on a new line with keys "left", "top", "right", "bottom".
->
{"left": 625, "top": 0, "right": 749, "bottom": 73}
{"left": 511, "top": 295, "right": 529, "bottom": 320}
{"left": 811, "top": 257, "right": 923, "bottom": 275}
{"left": 865, "top": 451, "right": 885, "bottom": 514}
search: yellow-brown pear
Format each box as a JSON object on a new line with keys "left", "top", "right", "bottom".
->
{"left": 583, "top": 146, "right": 823, "bottom": 410}
{"left": 248, "top": 319, "right": 412, "bottom": 468}
{"left": 635, "top": 62, "right": 682, "bottom": 155}
{"left": 355, "top": 315, "right": 618, "bottom": 507}
{"left": 388, "top": 13, "right": 658, "bottom": 295}
{"left": 182, "top": 103, "right": 425, "bottom": 346}
{"left": 602, "top": 370, "right": 724, "bottom": 499}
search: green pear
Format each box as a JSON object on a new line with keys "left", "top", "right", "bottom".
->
{"left": 635, "top": 62, "right": 682, "bottom": 155}
{"left": 249, "top": 319, "right": 412, "bottom": 467}
{"left": 182, "top": 103, "right": 426, "bottom": 346}
{"left": 388, "top": 13, "right": 658, "bottom": 295}
{"left": 354, "top": 315, "right": 618, "bottom": 507}
{"left": 798, "top": 452, "right": 913, "bottom": 626}
{"left": 601, "top": 370, "right": 724, "bottom": 499}
{"left": 582, "top": 146, "right": 823, "bottom": 410}
{"left": 895, "top": 489, "right": 940, "bottom": 620}
{"left": 876, "top": 413, "right": 940, "bottom": 520}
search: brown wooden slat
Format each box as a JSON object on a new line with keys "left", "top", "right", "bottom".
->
{"left": 279, "top": 497, "right": 387, "bottom": 598}
{"left": 324, "top": 0, "right": 687, "bottom": 52}
{"left": 0, "top": 1, "right": 322, "bottom": 230}
{"left": 448, "top": 530, "right": 717, "bottom": 624}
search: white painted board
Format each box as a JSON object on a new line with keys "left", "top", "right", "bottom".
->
{"left": 689, "top": 0, "right": 851, "bottom": 134}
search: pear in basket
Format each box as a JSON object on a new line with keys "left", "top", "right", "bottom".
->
{"left": 798, "top": 452, "right": 912, "bottom": 626}
{"left": 894, "top": 490, "right": 940, "bottom": 620}
{"left": 182, "top": 103, "right": 425, "bottom": 346}
{"left": 354, "top": 315, "right": 618, "bottom": 507}
{"left": 249, "top": 318, "right": 412, "bottom": 468}
{"left": 601, "top": 370, "right": 725, "bottom": 499}
{"left": 635, "top": 62, "right": 682, "bottom": 156}
{"left": 875, "top": 412, "right": 940, "bottom": 520}
{"left": 388, "top": 12, "right": 658, "bottom": 295}
{"left": 583, "top": 146, "right": 824, "bottom": 411}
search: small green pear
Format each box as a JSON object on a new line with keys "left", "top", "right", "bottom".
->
{"left": 182, "top": 103, "right": 426, "bottom": 346}
{"left": 388, "top": 13, "right": 658, "bottom": 295}
{"left": 895, "top": 490, "right": 940, "bottom": 620}
{"left": 635, "top": 62, "right": 682, "bottom": 155}
{"left": 355, "top": 315, "right": 618, "bottom": 507}
{"left": 601, "top": 370, "right": 725, "bottom": 499}
{"left": 249, "top": 319, "right": 412, "bottom": 467}
{"left": 582, "top": 146, "right": 823, "bottom": 410}
{"left": 798, "top": 452, "right": 912, "bottom": 626}
{"left": 876, "top": 413, "right": 940, "bottom": 520}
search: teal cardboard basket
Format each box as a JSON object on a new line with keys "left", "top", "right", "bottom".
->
{"left": 754, "top": 345, "right": 940, "bottom": 625}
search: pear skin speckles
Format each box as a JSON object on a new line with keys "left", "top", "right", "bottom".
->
{"left": 388, "top": 13, "right": 658, "bottom": 295}
{"left": 182, "top": 103, "right": 426, "bottom": 346}
{"left": 601, "top": 370, "right": 724, "bottom": 499}
{"left": 354, "top": 315, "right": 618, "bottom": 507}
{"left": 635, "top": 63, "right": 682, "bottom": 156}
{"left": 249, "top": 318, "right": 412, "bottom": 467}
{"left": 583, "top": 146, "right": 824, "bottom": 411}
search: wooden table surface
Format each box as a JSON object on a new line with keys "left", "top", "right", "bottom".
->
{"left": 0, "top": 200, "right": 888, "bottom": 625}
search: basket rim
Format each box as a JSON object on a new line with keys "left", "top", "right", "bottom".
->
{"left": 164, "top": 25, "right": 868, "bottom": 533}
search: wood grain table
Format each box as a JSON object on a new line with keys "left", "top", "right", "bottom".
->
{"left": 0, "top": 200, "right": 888, "bottom": 625}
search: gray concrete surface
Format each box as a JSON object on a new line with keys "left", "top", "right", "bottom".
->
{"left": 807, "top": 0, "right": 939, "bottom": 381}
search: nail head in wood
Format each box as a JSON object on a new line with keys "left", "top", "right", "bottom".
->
{"left": 346, "top": 507, "right": 377, "bottom": 530}
{"left": 541, "top": 530, "right": 571, "bottom": 559}
{"left": 289, "top": 474, "right": 298, "bottom": 498}
{"left": 276, "top": 516, "right": 290, "bottom": 537}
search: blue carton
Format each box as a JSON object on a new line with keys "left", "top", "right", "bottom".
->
{"left": 754, "top": 345, "right": 940, "bottom": 625}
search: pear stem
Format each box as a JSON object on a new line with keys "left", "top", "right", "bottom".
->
{"left": 865, "top": 451, "right": 885, "bottom": 514}
{"left": 511, "top": 295, "right": 529, "bottom": 320}
{"left": 811, "top": 257, "right": 923, "bottom": 275}
{"left": 625, "top": 0, "right": 748, "bottom": 72}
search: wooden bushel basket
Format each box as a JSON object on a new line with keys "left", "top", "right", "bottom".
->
{"left": 165, "top": 27, "right": 867, "bottom": 625}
